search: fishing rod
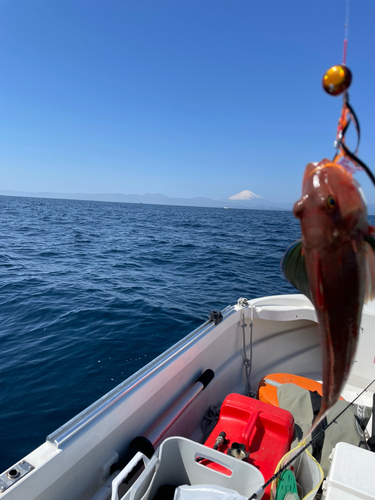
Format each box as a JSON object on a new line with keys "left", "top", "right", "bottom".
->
{"left": 248, "top": 378, "right": 375, "bottom": 500}
{"left": 322, "top": 0, "right": 375, "bottom": 188}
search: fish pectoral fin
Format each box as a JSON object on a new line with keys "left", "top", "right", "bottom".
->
{"left": 365, "top": 232, "right": 375, "bottom": 251}
{"left": 281, "top": 240, "right": 311, "bottom": 300}
{"left": 364, "top": 238, "right": 375, "bottom": 303}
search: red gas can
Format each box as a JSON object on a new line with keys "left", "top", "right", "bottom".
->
{"left": 204, "top": 394, "right": 294, "bottom": 500}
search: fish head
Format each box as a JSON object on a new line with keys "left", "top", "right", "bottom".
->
{"left": 293, "top": 159, "right": 367, "bottom": 250}
{"left": 286, "top": 159, "right": 373, "bottom": 431}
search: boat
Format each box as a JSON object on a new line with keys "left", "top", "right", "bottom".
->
{"left": 1, "top": 293, "right": 375, "bottom": 500}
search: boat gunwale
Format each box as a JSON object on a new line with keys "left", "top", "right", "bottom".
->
{"left": 47, "top": 304, "right": 235, "bottom": 448}
{"left": 46, "top": 292, "right": 375, "bottom": 449}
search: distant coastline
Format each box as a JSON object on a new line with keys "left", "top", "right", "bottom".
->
{"left": 0, "top": 189, "right": 292, "bottom": 212}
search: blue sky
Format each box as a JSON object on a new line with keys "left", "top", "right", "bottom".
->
{"left": 1, "top": 0, "right": 374, "bottom": 203}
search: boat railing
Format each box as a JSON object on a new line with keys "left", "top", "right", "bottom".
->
{"left": 47, "top": 305, "right": 235, "bottom": 448}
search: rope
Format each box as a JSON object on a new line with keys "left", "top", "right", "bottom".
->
{"left": 248, "top": 378, "right": 375, "bottom": 500}
{"left": 239, "top": 300, "right": 256, "bottom": 398}
{"left": 201, "top": 404, "right": 222, "bottom": 442}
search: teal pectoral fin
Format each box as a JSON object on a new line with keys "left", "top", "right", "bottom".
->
{"left": 364, "top": 234, "right": 375, "bottom": 303}
{"left": 281, "top": 240, "right": 312, "bottom": 300}
{"left": 365, "top": 232, "right": 375, "bottom": 252}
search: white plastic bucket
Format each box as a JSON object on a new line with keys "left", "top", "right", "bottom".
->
{"left": 270, "top": 442, "right": 323, "bottom": 500}
{"left": 120, "top": 437, "right": 264, "bottom": 500}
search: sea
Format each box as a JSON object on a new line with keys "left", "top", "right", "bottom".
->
{"left": 1, "top": 195, "right": 303, "bottom": 471}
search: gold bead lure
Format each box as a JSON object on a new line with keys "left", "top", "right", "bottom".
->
{"left": 321, "top": 0, "right": 375, "bottom": 186}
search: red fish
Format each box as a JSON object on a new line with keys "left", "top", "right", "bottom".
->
{"left": 282, "top": 158, "right": 375, "bottom": 432}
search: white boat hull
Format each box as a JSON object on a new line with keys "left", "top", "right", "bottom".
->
{"left": 2, "top": 294, "right": 374, "bottom": 500}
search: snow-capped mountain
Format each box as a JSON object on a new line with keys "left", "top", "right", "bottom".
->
{"left": 228, "top": 190, "right": 261, "bottom": 201}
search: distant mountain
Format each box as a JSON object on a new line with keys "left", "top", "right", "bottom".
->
{"left": 228, "top": 190, "right": 260, "bottom": 201}
{"left": 225, "top": 190, "right": 291, "bottom": 210}
{"left": 0, "top": 189, "right": 292, "bottom": 211}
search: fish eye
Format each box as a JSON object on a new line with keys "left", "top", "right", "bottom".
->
{"left": 326, "top": 195, "right": 336, "bottom": 209}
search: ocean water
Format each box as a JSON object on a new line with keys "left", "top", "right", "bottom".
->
{"left": 0, "top": 195, "right": 302, "bottom": 471}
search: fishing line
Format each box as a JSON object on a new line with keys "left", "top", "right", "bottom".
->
{"left": 322, "top": 0, "right": 375, "bottom": 188}
{"left": 342, "top": 0, "right": 349, "bottom": 65}
{"left": 248, "top": 378, "right": 375, "bottom": 500}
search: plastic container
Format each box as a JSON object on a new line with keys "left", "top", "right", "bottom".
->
{"left": 204, "top": 393, "right": 294, "bottom": 499}
{"left": 118, "top": 437, "right": 264, "bottom": 500}
{"left": 270, "top": 442, "right": 323, "bottom": 500}
{"left": 324, "top": 442, "right": 375, "bottom": 500}
{"left": 111, "top": 452, "right": 152, "bottom": 500}
{"left": 173, "top": 484, "right": 247, "bottom": 500}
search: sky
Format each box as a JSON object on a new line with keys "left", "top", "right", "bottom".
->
{"left": 0, "top": 0, "right": 375, "bottom": 203}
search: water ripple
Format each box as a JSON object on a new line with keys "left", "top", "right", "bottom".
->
{"left": 0, "top": 196, "right": 359, "bottom": 471}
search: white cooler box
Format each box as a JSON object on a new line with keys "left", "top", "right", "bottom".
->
{"left": 324, "top": 442, "right": 375, "bottom": 500}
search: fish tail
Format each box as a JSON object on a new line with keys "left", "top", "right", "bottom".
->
{"left": 304, "top": 406, "right": 328, "bottom": 440}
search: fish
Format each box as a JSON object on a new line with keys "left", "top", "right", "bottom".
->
{"left": 282, "top": 158, "right": 375, "bottom": 432}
